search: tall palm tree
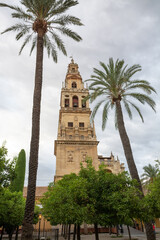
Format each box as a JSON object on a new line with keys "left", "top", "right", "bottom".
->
{"left": 86, "top": 58, "right": 156, "bottom": 240}
{"left": 0, "top": 0, "right": 82, "bottom": 239}
{"left": 141, "top": 164, "right": 159, "bottom": 185}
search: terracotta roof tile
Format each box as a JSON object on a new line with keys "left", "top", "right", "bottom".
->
{"left": 23, "top": 186, "right": 48, "bottom": 198}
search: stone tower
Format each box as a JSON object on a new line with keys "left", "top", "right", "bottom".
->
{"left": 54, "top": 59, "right": 99, "bottom": 181}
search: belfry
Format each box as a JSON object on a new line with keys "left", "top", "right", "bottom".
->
{"left": 54, "top": 59, "right": 125, "bottom": 181}
{"left": 54, "top": 59, "right": 99, "bottom": 181}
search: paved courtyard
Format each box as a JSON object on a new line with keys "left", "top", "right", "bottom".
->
{"left": 58, "top": 226, "right": 160, "bottom": 240}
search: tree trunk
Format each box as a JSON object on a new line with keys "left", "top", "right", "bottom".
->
{"left": 77, "top": 224, "right": 81, "bottom": 240}
{"left": 94, "top": 223, "right": 99, "bottom": 240}
{"left": 15, "top": 226, "right": 19, "bottom": 240}
{"left": 127, "top": 226, "right": 131, "bottom": 240}
{"left": 64, "top": 225, "right": 68, "bottom": 239}
{"left": 9, "top": 232, "right": 13, "bottom": 240}
{"left": 116, "top": 226, "right": 119, "bottom": 237}
{"left": 73, "top": 224, "right": 76, "bottom": 240}
{"left": 0, "top": 226, "right": 4, "bottom": 240}
{"left": 68, "top": 225, "right": 71, "bottom": 240}
{"left": 21, "top": 33, "right": 44, "bottom": 240}
{"left": 61, "top": 225, "right": 64, "bottom": 236}
{"left": 116, "top": 101, "right": 156, "bottom": 240}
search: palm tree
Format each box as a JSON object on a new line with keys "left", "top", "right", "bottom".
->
{"left": 141, "top": 164, "right": 159, "bottom": 185}
{"left": 0, "top": 0, "right": 82, "bottom": 239}
{"left": 86, "top": 58, "right": 156, "bottom": 240}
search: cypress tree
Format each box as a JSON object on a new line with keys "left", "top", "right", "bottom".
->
{"left": 10, "top": 149, "right": 26, "bottom": 192}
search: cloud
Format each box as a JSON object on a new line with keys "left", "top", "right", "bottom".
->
{"left": 0, "top": 0, "right": 159, "bottom": 186}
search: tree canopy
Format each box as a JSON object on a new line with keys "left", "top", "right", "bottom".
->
{"left": 0, "top": 0, "right": 83, "bottom": 62}
{"left": 0, "top": 143, "right": 16, "bottom": 189}
{"left": 41, "top": 160, "right": 151, "bottom": 240}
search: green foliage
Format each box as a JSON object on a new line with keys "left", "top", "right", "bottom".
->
{"left": 0, "top": 143, "right": 16, "bottom": 189}
{"left": 0, "top": 188, "right": 25, "bottom": 229}
{"left": 33, "top": 205, "right": 41, "bottom": 224}
{"left": 80, "top": 160, "right": 144, "bottom": 226}
{"left": 10, "top": 149, "right": 26, "bottom": 192}
{"left": 141, "top": 162, "right": 159, "bottom": 186}
{"left": 144, "top": 174, "right": 160, "bottom": 220}
{"left": 85, "top": 58, "right": 156, "bottom": 130}
{"left": 0, "top": 0, "right": 83, "bottom": 62}
{"left": 41, "top": 173, "right": 88, "bottom": 225}
{"left": 41, "top": 160, "right": 147, "bottom": 227}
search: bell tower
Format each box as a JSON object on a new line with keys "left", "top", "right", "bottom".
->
{"left": 54, "top": 59, "right": 99, "bottom": 181}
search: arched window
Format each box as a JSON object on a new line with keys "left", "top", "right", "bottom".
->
{"left": 73, "top": 96, "right": 78, "bottom": 107}
{"left": 65, "top": 99, "right": 69, "bottom": 107}
{"left": 72, "top": 82, "right": 77, "bottom": 88}
{"left": 82, "top": 100, "right": 86, "bottom": 108}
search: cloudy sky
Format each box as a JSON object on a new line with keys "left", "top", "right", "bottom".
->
{"left": 0, "top": 0, "right": 160, "bottom": 186}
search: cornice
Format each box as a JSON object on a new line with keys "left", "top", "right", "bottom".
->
{"left": 55, "top": 140, "right": 99, "bottom": 146}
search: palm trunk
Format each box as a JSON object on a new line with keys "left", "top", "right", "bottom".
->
{"left": 116, "top": 101, "right": 142, "bottom": 190}
{"left": 21, "top": 33, "right": 44, "bottom": 240}
{"left": 116, "top": 101, "right": 156, "bottom": 240}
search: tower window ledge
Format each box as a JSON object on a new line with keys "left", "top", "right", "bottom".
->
{"left": 66, "top": 127, "right": 74, "bottom": 130}
{"left": 79, "top": 127, "right": 86, "bottom": 131}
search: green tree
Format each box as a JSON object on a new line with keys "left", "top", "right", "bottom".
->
{"left": 42, "top": 160, "right": 146, "bottom": 240}
{"left": 141, "top": 163, "right": 159, "bottom": 185}
{"left": 143, "top": 173, "right": 160, "bottom": 228}
{"left": 0, "top": 143, "right": 16, "bottom": 189}
{"left": 0, "top": 189, "right": 25, "bottom": 240}
{"left": 10, "top": 149, "right": 26, "bottom": 192}
{"left": 79, "top": 160, "right": 144, "bottom": 240}
{"left": 0, "top": 1, "right": 82, "bottom": 238}
{"left": 41, "top": 174, "right": 87, "bottom": 240}
{"left": 86, "top": 58, "right": 156, "bottom": 240}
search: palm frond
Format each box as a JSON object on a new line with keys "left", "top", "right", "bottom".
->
{"left": 12, "top": 12, "right": 34, "bottom": 21}
{"left": 125, "top": 83, "right": 156, "bottom": 95}
{"left": 124, "top": 93, "right": 156, "bottom": 112}
{"left": 54, "top": 26, "right": 82, "bottom": 41}
{"left": 91, "top": 99, "right": 106, "bottom": 121}
{"left": 21, "top": 0, "right": 40, "bottom": 18}
{"left": 47, "top": 0, "right": 78, "bottom": 18}
{"left": 44, "top": 34, "right": 57, "bottom": 62}
{"left": 102, "top": 102, "right": 110, "bottom": 130}
{"left": 125, "top": 64, "right": 141, "bottom": 79}
{"left": 48, "top": 31, "right": 67, "bottom": 55}
{"left": 127, "top": 101, "right": 144, "bottom": 122}
{"left": 87, "top": 79, "right": 110, "bottom": 90}
{"left": 123, "top": 100, "right": 132, "bottom": 120}
{"left": 0, "top": 3, "right": 19, "bottom": 11}
{"left": 16, "top": 27, "right": 31, "bottom": 40}
{"left": 1, "top": 24, "right": 30, "bottom": 34}
{"left": 49, "top": 15, "right": 83, "bottom": 26}
{"left": 99, "top": 62, "right": 110, "bottom": 76}
{"left": 92, "top": 68, "right": 108, "bottom": 82}
{"left": 19, "top": 33, "right": 33, "bottom": 54}
{"left": 89, "top": 89, "right": 106, "bottom": 103}
{"left": 30, "top": 36, "right": 37, "bottom": 55}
